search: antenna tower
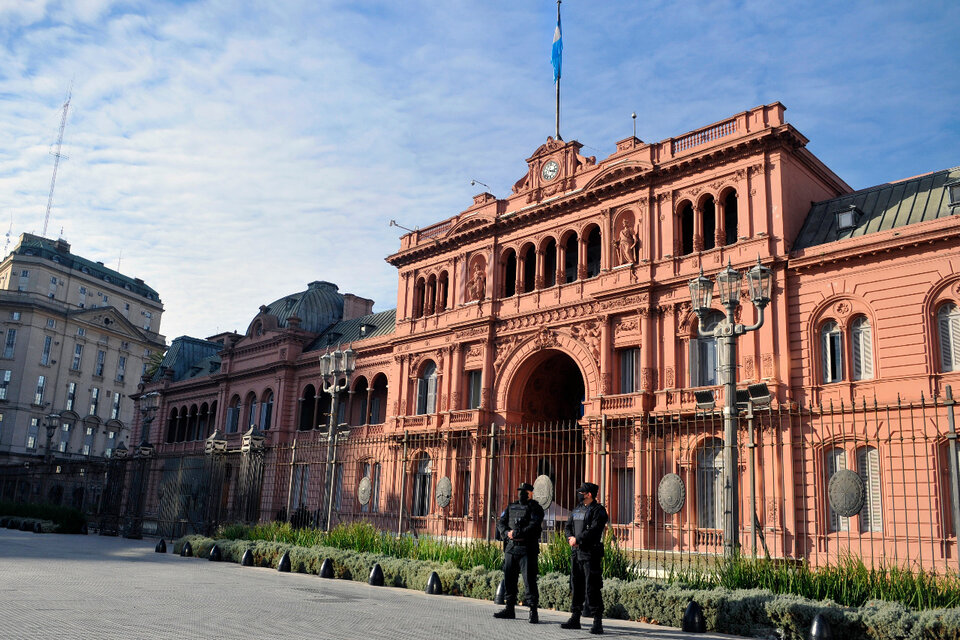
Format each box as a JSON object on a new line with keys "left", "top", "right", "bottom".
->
{"left": 43, "top": 89, "right": 71, "bottom": 238}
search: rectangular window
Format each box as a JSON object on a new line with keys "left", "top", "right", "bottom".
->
{"left": 26, "top": 418, "right": 39, "bottom": 450}
{"left": 143, "top": 310, "right": 152, "bottom": 331}
{"left": 3, "top": 328, "right": 16, "bottom": 358}
{"left": 58, "top": 423, "right": 71, "bottom": 453}
{"left": 40, "top": 336, "right": 52, "bottom": 365}
{"left": 48, "top": 276, "right": 57, "bottom": 299}
{"left": 46, "top": 318, "right": 56, "bottom": 329}
{"left": 616, "top": 468, "right": 635, "bottom": 524}
{"left": 226, "top": 406, "right": 239, "bottom": 433}
{"left": 116, "top": 356, "right": 126, "bottom": 382}
{"left": 459, "top": 468, "right": 471, "bottom": 517}
{"left": 95, "top": 350, "right": 105, "bottom": 376}
{"left": 111, "top": 393, "right": 121, "bottom": 420}
{"left": 619, "top": 348, "right": 640, "bottom": 393}
{"left": 34, "top": 375, "right": 45, "bottom": 405}
{"left": 77, "top": 327, "right": 86, "bottom": 337}
{"left": 823, "top": 330, "right": 844, "bottom": 383}
{"left": 467, "top": 370, "right": 482, "bottom": 409}
{"left": 102, "top": 295, "right": 108, "bottom": 304}
{"left": 120, "top": 341, "right": 129, "bottom": 351}
{"left": 82, "top": 426, "right": 95, "bottom": 456}
{"left": 89, "top": 387, "right": 100, "bottom": 416}
{"left": 858, "top": 447, "right": 883, "bottom": 533}
{"left": 66, "top": 382, "right": 76, "bottom": 411}
{"left": 290, "top": 464, "right": 309, "bottom": 510}
{"left": 9, "top": 311, "right": 20, "bottom": 321}
{"left": 71, "top": 344, "right": 83, "bottom": 370}
{"left": 105, "top": 431, "right": 116, "bottom": 458}
{"left": 0, "top": 413, "right": 4, "bottom": 444}
{"left": 0, "top": 370, "right": 11, "bottom": 400}
{"left": 78, "top": 286, "right": 86, "bottom": 307}
{"left": 17, "top": 269, "right": 29, "bottom": 291}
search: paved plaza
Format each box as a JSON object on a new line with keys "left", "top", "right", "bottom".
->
{"left": 0, "top": 529, "right": 747, "bottom": 639}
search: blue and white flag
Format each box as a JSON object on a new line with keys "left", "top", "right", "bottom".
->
{"left": 551, "top": 12, "right": 562, "bottom": 83}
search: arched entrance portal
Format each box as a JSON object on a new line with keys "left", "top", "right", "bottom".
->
{"left": 499, "top": 349, "right": 586, "bottom": 520}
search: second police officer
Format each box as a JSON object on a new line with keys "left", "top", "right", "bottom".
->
{"left": 562, "top": 481, "right": 608, "bottom": 634}
{"left": 493, "top": 482, "right": 544, "bottom": 623}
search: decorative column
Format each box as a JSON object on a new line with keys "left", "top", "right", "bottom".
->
{"left": 694, "top": 203, "right": 704, "bottom": 252}
{"left": 556, "top": 242, "right": 566, "bottom": 285}
{"left": 715, "top": 197, "right": 727, "bottom": 247}
{"left": 577, "top": 235, "right": 587, "bottom": 280}
{"left": 515, "top": 254, "right": 524, "bottom": 295}
{"left": 535, "top": 248, "right": 545, "bottom": 290}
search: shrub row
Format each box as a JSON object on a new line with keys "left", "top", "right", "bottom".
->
{"left": 0, "top": 501, "right": 86, "bottom": 534}
{"left": 1, "top": 516, "right": 57, "bottom": 533}
{"left": 173, "top": 534, "right": 960, "bottom": 640}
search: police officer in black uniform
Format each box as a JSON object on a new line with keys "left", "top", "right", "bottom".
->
{"left": 493, "top": 482, "right": 544, "bottom": 623}
{"left": 562, "top": 481, "right": 608, "bottom": 634}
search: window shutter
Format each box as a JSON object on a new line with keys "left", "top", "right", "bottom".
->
{"left": 821, "top": 328, "right": 831, "bottom": 383}
{"left": 858, "top": 447, "right": 883, "bottom": 533}
{"left": 426, "top": 373, "right": 437, "bottom": 414}
{"left": 826, "top": 448, "right": 848, "bottom": 532}
{"left": 417, "top": 378, "right": 427, "bottom": 415}
{"left": 852, "top": 319, "right": 873, "bottom": 381}
{"left": 951, "top": 310, "right": 960, "bottom": 372}
{"left": 689, "top": 340, "right": 700, "bottom": 387}
{"left": 939, "top": 305, "right": 958, "bottom": 372}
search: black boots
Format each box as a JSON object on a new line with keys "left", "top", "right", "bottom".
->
{"left": 590, "top": 616, "right": 604, "bottom": 634}
{"left": 560, "top": 614, "right": 581, "bottom": 629}
{"left": 493, "top": 605, "right": 516, "bottom": 619}
{"left": 528, "top": 608, "right": 539, "bottom": 624}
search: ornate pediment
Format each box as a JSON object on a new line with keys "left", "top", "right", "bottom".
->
{"left": 583, "top": 161, "right": 652, "bottom": 191}
{"left": 511, "top": 137, "right": 597, "bottom": 203}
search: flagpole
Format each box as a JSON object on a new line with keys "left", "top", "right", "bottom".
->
{"left": 555, "top": 0, "right": 561, "bottom": 141}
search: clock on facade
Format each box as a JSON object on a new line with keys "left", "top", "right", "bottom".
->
{"left": 541, "top": 160, "right": 560, "bottom": 182}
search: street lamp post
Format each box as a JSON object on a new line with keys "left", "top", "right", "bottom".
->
{"left": 43, "top": 413, "right": 61, "bottom": 463}
{"left": 319, "top": 345, "right": 356, "bottom": 531}
{"left": 689, "top": 257, "right": 772, "bottom": 557}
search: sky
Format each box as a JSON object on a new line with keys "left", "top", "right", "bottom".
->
{"left": 0, "top": 0, "right": 957, "bottom": 342}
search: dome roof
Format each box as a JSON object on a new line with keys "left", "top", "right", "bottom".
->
{"left": 264, "top": 281, "right": 343, "bottom": 334}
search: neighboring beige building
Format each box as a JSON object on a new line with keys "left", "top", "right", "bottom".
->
{"left": 0, "top": 233, "right": 165, "bottom": 463}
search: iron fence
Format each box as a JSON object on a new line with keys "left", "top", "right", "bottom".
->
{"left": 3, "top": 394, "right": 960, "bottom": 576}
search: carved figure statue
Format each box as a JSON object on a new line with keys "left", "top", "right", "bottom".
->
{"left": 469, "top": 263, "right": 486, "bottom": 301}
{"left": 617, "top": 222, "right": 638, "bottom": 265}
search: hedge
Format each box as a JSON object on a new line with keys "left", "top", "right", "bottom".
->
{"left": 0, "top": 502, "right": 86, "bottom": 534}
{"left": 173, "top": 535, "right": 960, "bottom": 640}
{"left": 1, "top": 516, "right": 57, "bottom": 533}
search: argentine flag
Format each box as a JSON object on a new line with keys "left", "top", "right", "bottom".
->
{"left": 551, "top": 13, "right": 562, "bottom": 82}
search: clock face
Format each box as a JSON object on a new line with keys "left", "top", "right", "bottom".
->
{"left": 541, "top": 160, "right": 560, "bottom": 182}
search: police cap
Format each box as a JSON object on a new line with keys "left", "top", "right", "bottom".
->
{"left": 517, "top": 482, "right": 534, "bottom": 493}
{"left": 576, "top": 482, "right": 599, "bottom": 496}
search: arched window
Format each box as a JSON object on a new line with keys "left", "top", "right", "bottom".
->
{"left": 413, "top": 278, "right": 426, "bottom": 318}
{"left": 938, "top": 303, "right": 960, "bottom": 372}
{"left": 260, "top": 390, "right": 273, "bottom": 430}
{"left": 198, "top": 402, "right": 209, "bottom": 439}
{"left": 585, "top": 227, "right": 602, "bottom": 278}
{"left": 370, "top": 374, "right": 388, "bottom": 424}
{"left": 680, "top": 203, "right": 694, "bottom": 256}
{"left": 825, "top": 447, "right": 849, "bottom": 532}
{"left": 412, "top": 453, "right": 433, "bottom": 517}
{"left": 702, "top": 196, "right": 716, "bottom": 251}
{"left": 437, "top": 271, "right": 448, "bottom": 312}
{"left": 226, "top": 396, "right": 241, "bottom": 433}
{"left": 165, "top": 407, "right": 178, "bottom": 443}
{"left": 417, "top": 362, "right": 437, "bottom": 415}
{"left": 696, "top": 439, "right": 724, "bottom": 529}
{"left": 299, "top": 385, "right": 316, "bottom": 431}
{"left": 502, "top": 250, "right": 517, "bottom": 298}
{"left": 564, "top": 233, "right": 578, "bottom": 283}
{"left": 724, "top": 191, "right": 738, "bottom": 245}
{"left": 187, "top": 405, "right": 199, "bottom": 441}
{"left": 851, "top": 316, "right": 873, "bottom": 381}
{"left": 691, "top": 312, "right": 723, "bottom": 387}
{"left": 521, "top": 245, "right": 536, "bottom": 293}
{"left": 246, "top": 393, "right": 258, "bottom": 430}
{"left": 543, "top": 238, "right": 557, "bottom": 287}
{"left": 177, "top": 406, "right": 188, "bottom": 442}
{"left": 821, "top": 321, "right": 844, "bottom": 383}
{"left": 857, "top": 446, "right": 883, "bottom": 533}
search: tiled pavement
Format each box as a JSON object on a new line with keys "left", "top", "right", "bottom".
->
{"left": 0, "top": 529, "right": 749, "bottom": 639}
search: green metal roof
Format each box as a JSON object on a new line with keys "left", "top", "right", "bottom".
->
{"left": 307, "top": 308, "right": 396, "bottom": 352}
{"left": 10, "top": 233, "right": 160, "bottom": 302}
{"left": 263, "top": 280, "right": 343, "bottom": 334}
{"left": 154, "top": 336, "right": 222, "bottom": 382}
{"left": 793, "top": 167, "right": 960, "bottom": 251}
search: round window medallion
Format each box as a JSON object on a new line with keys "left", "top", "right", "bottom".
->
{"left": 533, "top": 474, "right": 554, "bottom": 510}
{"left": 435, "top": 476, "right": 452, "bottom": 508}
{"left": 658, "top": 473, "right": 686, "bottom": 514}
{"left": 828, "top": 469, "right": 865, "bottom": 518}
{"left": 357, "top": 477, "right": 372, "bottom": 506}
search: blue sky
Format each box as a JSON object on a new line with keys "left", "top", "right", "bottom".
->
{"left": 1, "top": 0, "right": 957, "bottom": 341}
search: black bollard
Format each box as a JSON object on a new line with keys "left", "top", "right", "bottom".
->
{"left": 425, "top": 571, "right": 442, "bottom": 595}
{"left": 209, "top": 544, "right": 222, "bottom": 562}
{"left": 810, "top": 613, "right": 833, "bottom": 640}
{"left": 494, "top": 579, "right": 506, "bottom": 605}
{"left": 20, "top": 520, "right": 32, "bottom": 531}
{"left": 241, "top": 549, "right": 254, "bottom": 567}
{"left": 368, "top": 563, "right": 384, "bottom": 586}
{"left": 681, "top": 600, "right": 706, "bottom": 633}
{"left": 155, "top": 539, "right": 167, "bottom": 553}
{"left": 181, "top": 541, "right": 193, "bottom": 557}
{"left": 277, "top": 551, "right": 291, "bottom": 572}
{"left": 319, "top": 558, "right": 334, "bottom": 579}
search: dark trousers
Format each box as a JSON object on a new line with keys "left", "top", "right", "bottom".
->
{"left": 570, "top": 550, "right": 603, "bottom": 617}
{"left": 503, "top": 549, "right": 539, "bottom": 608}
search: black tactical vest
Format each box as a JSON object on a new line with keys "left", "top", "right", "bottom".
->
{"left": 508, "top": 502, "right": 528, "bottom": 531}
{"left": 571, "top": 505, "right": 587, "bottom": 538}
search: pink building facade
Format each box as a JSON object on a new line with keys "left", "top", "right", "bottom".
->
{"left": 133, "top": 103, "right": 960, "bottom": 569}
